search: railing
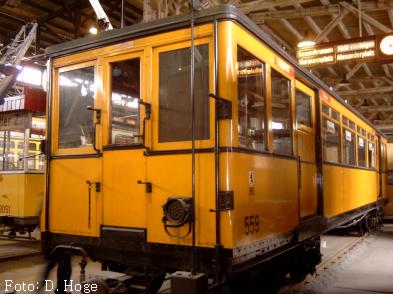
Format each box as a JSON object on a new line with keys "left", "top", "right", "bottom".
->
{"left": 0, "top": 95, "right": 25, "bottom": 112}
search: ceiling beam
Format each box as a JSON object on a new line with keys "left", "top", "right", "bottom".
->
{"left": 250, "top": 2, "right": 393, "bottom": 21}
{"left": 314, "top": 8, "right": 348, "bottom": 43}
{"left": 359, "top": 106, "right": 393, "bottom": 112}
{"left": 239, "top": 0, "right": 314, "bottom": 14}
{"left": 340, "top": 1, "right": 392, "bottom": 33}
{"left": 337, "top": 86, "right": 393, "bottom": 96}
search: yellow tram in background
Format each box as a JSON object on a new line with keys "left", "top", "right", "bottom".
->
{"left": 0, "top": 88, "right": 45, "bottom": 237}
{"left": 41, "top": 5, "right": 388, "bottom": 293}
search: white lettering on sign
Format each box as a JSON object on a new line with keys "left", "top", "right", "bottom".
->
{"left": 359, "top": 137, "right": 364, "bottom": 147}
{"left": 345, "top": 130, "right": 352, "bottom": 142}
{"left": 0, "top": 112, "right": 32, "bottom": 131}
{"left": 327, "top": 120, "right": 335, "bottom": 134}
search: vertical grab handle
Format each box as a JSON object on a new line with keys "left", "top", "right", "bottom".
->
{"left": 86, "top": 180, "right": 101, "bottom": 229}
{"left": 86, "top": 106, "right": 102, "bottom": 154}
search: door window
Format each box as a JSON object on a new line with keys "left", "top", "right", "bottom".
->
{"left": 109, "top": 58, "right": 141, "bottom": 145}
{"left": 58, "top": 66, "right": 95, "bottom": 149}
{"left": 237, "top": 46, "right": 265, "bottom": 151}
{"left": 296, "top": 89, "right": 312, "bottom": 128}
{"left": 158, "top": 45, "right": 209, "bottom": 143}
{"left": 271, "top": 69, "right": 292, "bottom": 155}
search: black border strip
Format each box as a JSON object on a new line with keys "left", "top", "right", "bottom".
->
{"left": 103, "top": 144, "right": 144, "bottom": 151}
{"left": 323, "top": 161, "right": 377, "bottom": 172}
{"left": 146, "top": 148, "right": 215, "bottom": 156}
{"left": 50, "top": 153, "right": 102, "bottom": 160}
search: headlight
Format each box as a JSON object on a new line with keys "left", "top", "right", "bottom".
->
{"left": 162, "top": 197, "right": 193, "bottom": 226}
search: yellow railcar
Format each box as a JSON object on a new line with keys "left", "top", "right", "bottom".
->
{"left": 0, "top": 116, "right": 45, "bottom": 237}
{"left": 41, "top": 5, "right": 388, "bottom": 292}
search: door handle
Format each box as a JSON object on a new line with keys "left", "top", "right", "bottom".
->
{"left": 137, "top": 180, "right": 152, "bottom": 193}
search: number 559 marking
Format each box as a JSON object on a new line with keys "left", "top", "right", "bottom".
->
{"left": 245, "top": 215, "right": 259, "bottom": 235}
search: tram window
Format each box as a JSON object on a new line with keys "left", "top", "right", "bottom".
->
{"left": 322, "top": 117, "right": 341, "bottom": 163}
{"left": 368, "top": 142, "right": 375, "bottom": 168}
{"left": 110, "top": 58, "right": 141, "bottom": 145}
{"left": 358, "top": 137, "right": 366, "bottom": 167}
{"left": 322, "top": 104, "right": 330, "bottom": 115}
{"left": 237, "top": 47, "right": 265, "bottom": 151}
{"left": 29, "top": 143, "right": 37, "bottom": 150}
{"left": 349, "top": 120, "right": 355, "bottom": 130}
{"left": 342, "top": 116, "right": 348, "bottom": 126}
{"left": 17, "top": 142, "right": 24, "bottom": 149}
{"left": 271, "top": 69, "right": 291, "bottom": 155}
{"left": 342, "top": 129, "right": 355, "bottom": 165}
{"left": 159, "top": 44, "right": 209, "bottom": 142}
{"left": 331, "top": 109, "right": 339, "bottom": 121}
{"left": 58, "top": 66, "right": 95, "bottom": 149}
{"left": 295, "top": 89, "right": 312, "bottom": 127}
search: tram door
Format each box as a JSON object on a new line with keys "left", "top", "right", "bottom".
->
{"left": 101, "top": 52, "right": 148, "bottom": 229}
{"left": 295, "top": 81, "right": 318, "bottom": 218}
{"left": 50, "top": 61, "right": 102, "bottom": 236}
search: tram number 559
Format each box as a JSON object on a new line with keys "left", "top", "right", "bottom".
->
{"left": 245, "top": 215, "right": 259, "bottom": 235}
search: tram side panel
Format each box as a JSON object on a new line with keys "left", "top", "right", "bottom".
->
{"left": 321, "top": 92, "right": 380, "bottom": 218}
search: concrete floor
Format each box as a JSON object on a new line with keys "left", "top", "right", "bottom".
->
{"left": 0, "top": 226, "right": 392, "bottom": 293}
{"left": 317, "top": 224, "right": 393, "bottom": 294}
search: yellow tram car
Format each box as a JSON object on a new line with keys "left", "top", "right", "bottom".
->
{"left": 41, "top": 5, "right": 388, "bottom": 293}
{"left": 0, "top": 114, "right": 45, "bottom": 237}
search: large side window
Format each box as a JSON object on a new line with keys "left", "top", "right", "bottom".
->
{"left": 358, "top": 136, "right": 366, "bottom": 167}
{"left": 58, "top": 66, "right": 95, "bottom": 149}
{"left": 342, "top": 128, "right": 356, "bottom": 165}
{"left": 158, "top": 44, "right": 209, "bottom": 143}
{"left": 271, "top": 69, "right": 292, "bottom": 155}
{"left": 237, "top": 47, "right": 265, "bottom": 151}
{"left": 110, "top": 58, "right": 141, "bottom": 145}
{"left": 296, "top": 89, "right": 312, "bottom": 127}
{"left": 322, "top": 117, "right": 341, "bottom": 163}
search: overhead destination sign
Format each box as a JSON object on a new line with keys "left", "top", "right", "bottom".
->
{"left": 297, "top": 34, "right": 393, "bottom": 66}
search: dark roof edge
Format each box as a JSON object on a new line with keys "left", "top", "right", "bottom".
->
{"left": 45, "top": 4, "right": 385, "bottom": 138}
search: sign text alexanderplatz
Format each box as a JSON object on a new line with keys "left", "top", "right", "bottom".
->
{"left": 297, "top": 34, "right": 393, "bottom": 67}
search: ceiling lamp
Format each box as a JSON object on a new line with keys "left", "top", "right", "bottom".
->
{"left": 338, "top": 74, "right": 351, "bottom": 87}
{"left": 297, "top": 31, "right": 316, "bottom": 48}
{"left": 89, "top": 27, "right": 98, "bottom": 34}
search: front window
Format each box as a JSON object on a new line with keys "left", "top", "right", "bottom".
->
{"left": 110, "top": 58, "right": 141, "bottom": 145}
{"left": 271, "top": 69, "right": 292, "bottom": 155}
{"left": 158, "top": 44, "right": 209, "bottom": 143}
{"left": 322, "top": 117, "right": 341, "bottom": 163}
{"left": 343, "top": 129, "right": 355, "bottom": 165}
{"left": 58, "top": 66, "right": 95, "bottom": 149}
{"left": 237, "top": 47, "right": 265, "bottom": 151}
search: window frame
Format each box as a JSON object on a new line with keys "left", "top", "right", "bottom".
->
{"left": 357, "top": 134, "right": 368, "bottom": 168}
{"left": 342, "top": 126, "right": 356, "bottom": 166}
{"left": 151, "top": 38, "right": 215, "bottom": 151}
{"left": 321, "top": 103, "right": 342, "bottom": 164}
{"left": 270, "top": 68, "right": 293, "bottom": 156}
{"left": 101, "top": 51, "right": 144, "bottom": 148}
{"left": 52, "top": 60, "right": 98, "bottom": 156}
{"left": 236, "top": 45, "right": 267, "bottom": 152}
{"left": 295, "top": 80, "right": 314, "bottom": 133}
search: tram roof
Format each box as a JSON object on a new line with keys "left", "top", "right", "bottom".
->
{"left": 45, "top": 4, "right": 385, "bottom": 138}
